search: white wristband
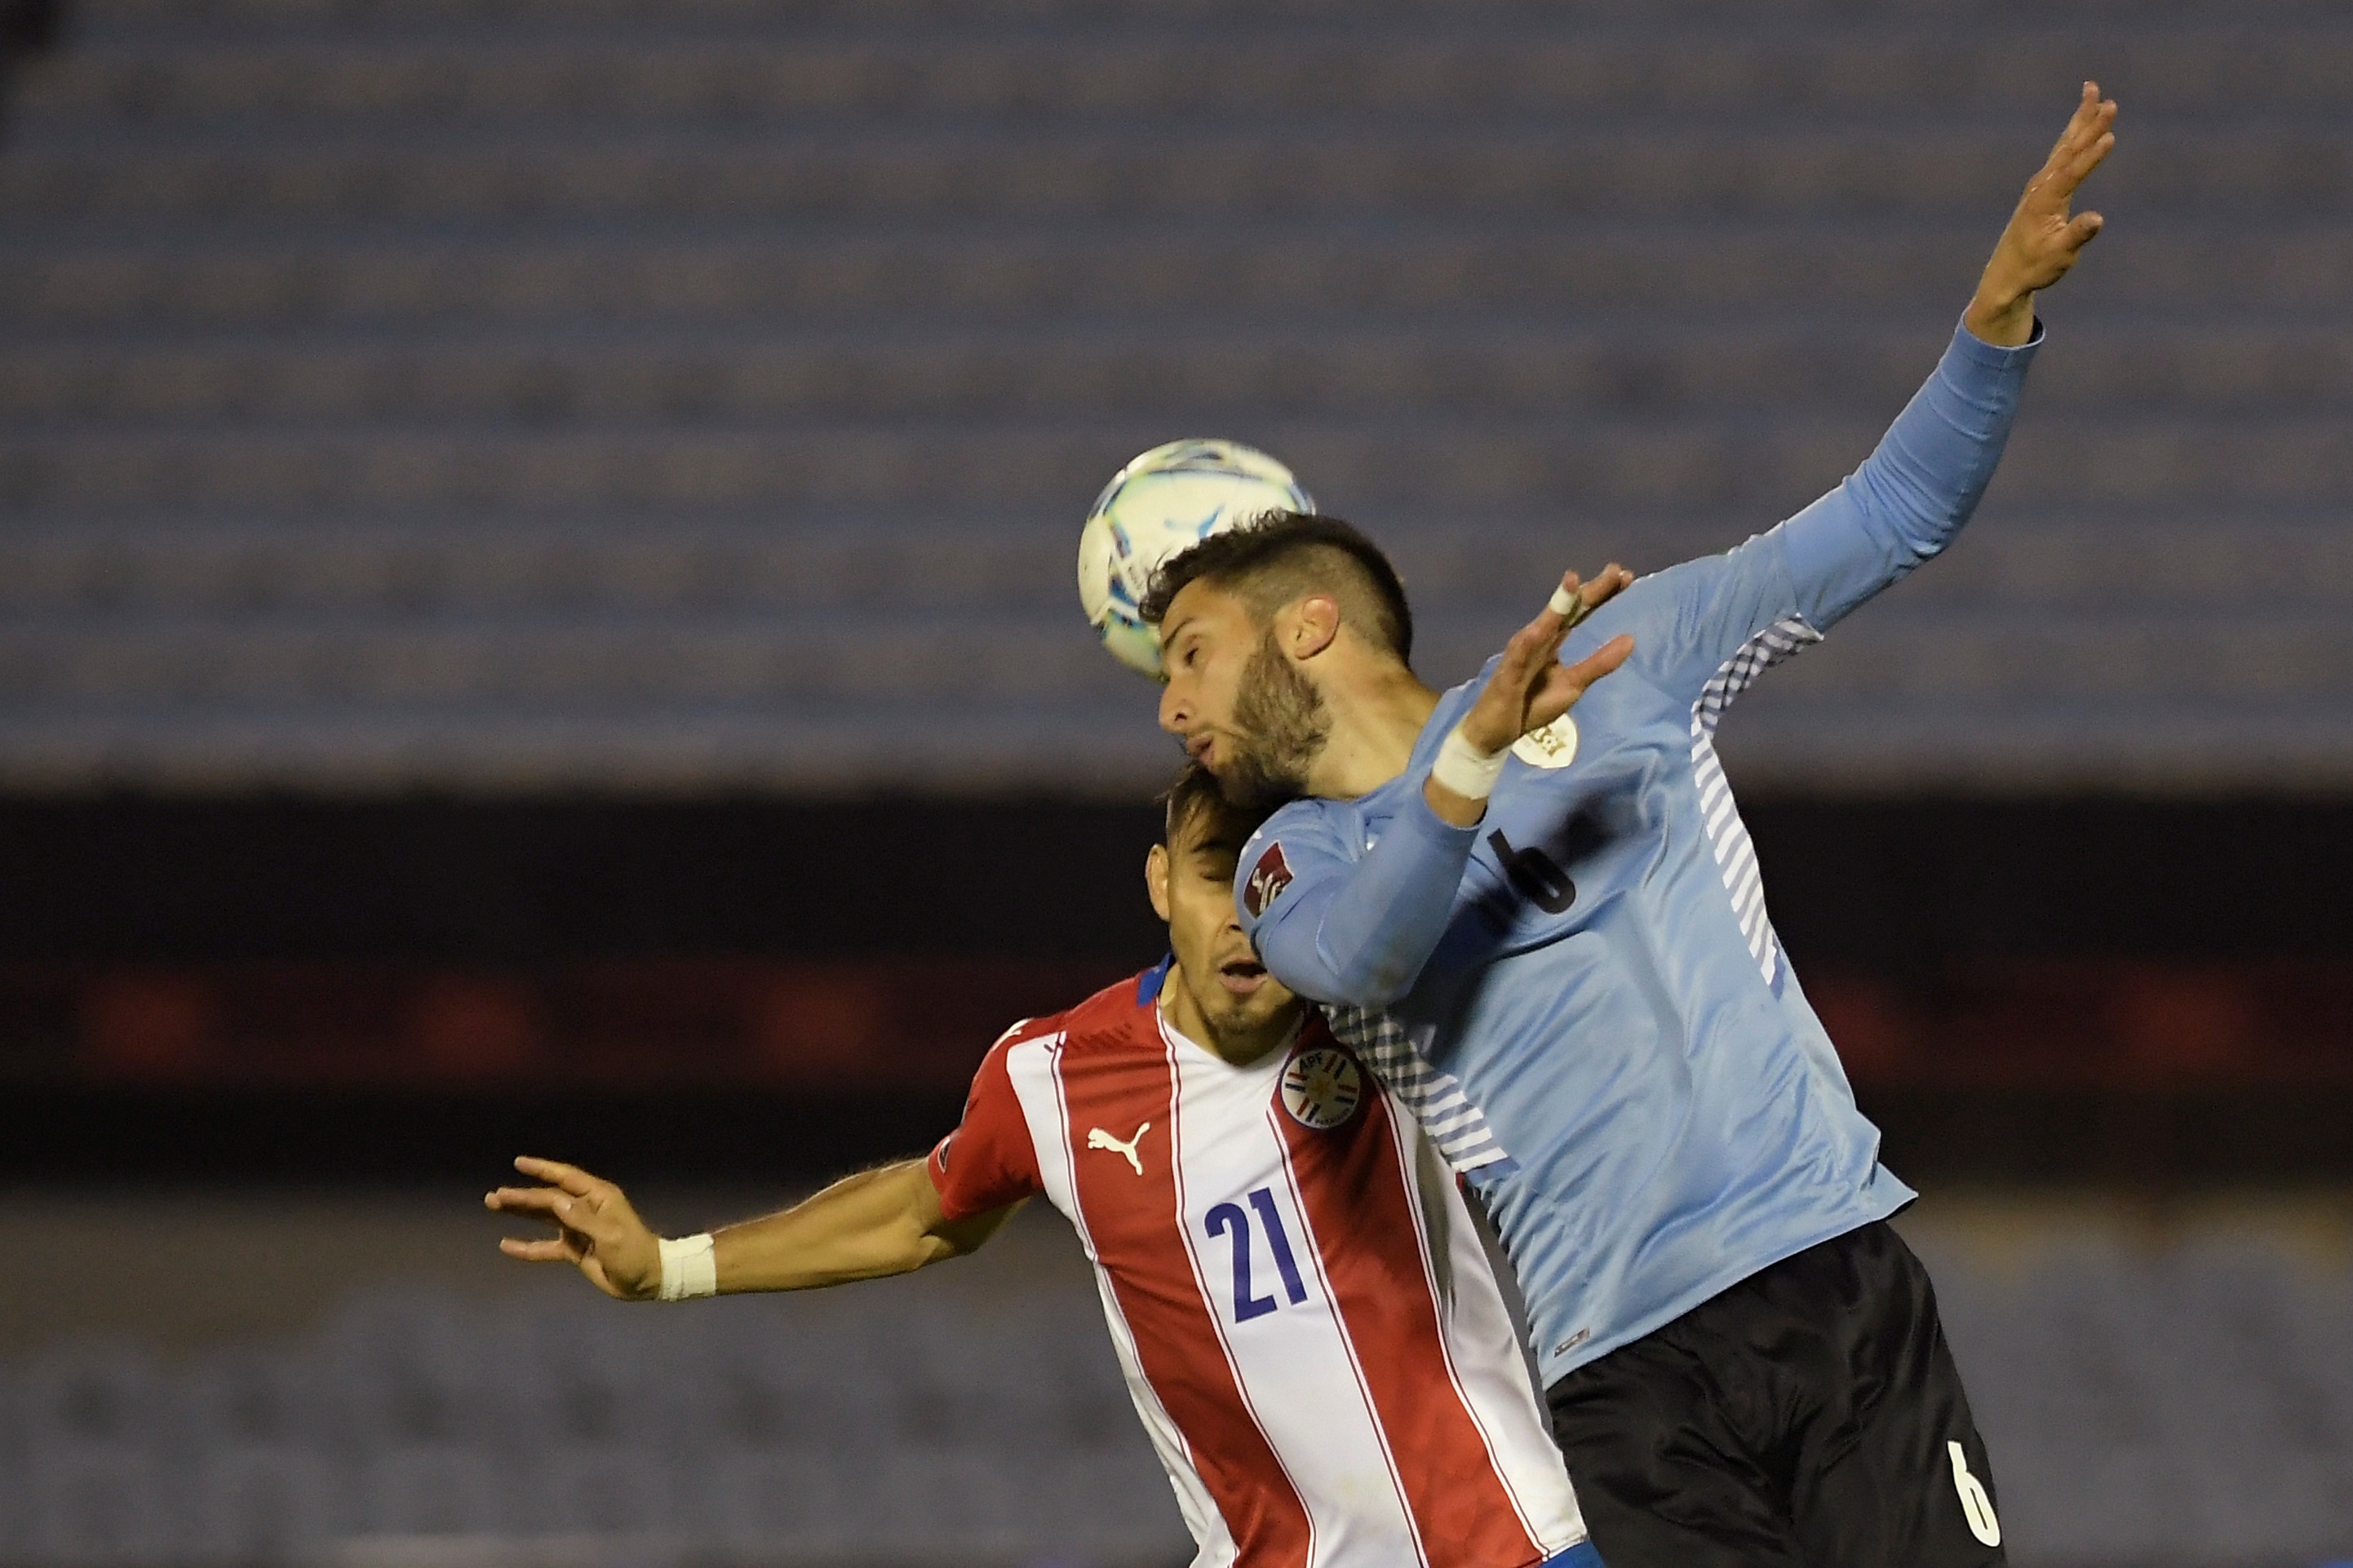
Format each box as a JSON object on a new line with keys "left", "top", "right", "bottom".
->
{"left": 657, "top": 1234, "right": 717, "bottom": 1301}
{"left": 1430, "top": 724, "right": 1508, "bottom": 801}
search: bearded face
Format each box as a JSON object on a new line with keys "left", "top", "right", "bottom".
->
{"left": 1217, "top": 628, "right": 1332, "bottom": 815}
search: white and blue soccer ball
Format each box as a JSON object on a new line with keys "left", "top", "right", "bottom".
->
{"left": 1077, "top": 439, "right": 1314, "bottom": 678}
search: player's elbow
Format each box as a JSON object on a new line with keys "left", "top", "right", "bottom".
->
{"left": 1325, "top": 947, "right": 1419, "bottom": 1008}
{"left": 1264, "top": 913, "right": 1420, "bottom": 1007}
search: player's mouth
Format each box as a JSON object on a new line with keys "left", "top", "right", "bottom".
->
{"left": 1185, "top": 733, "right": 1216, "bottom": 767}
{"left": 1216, "top": 956, "right": 1268, "bottom": 996}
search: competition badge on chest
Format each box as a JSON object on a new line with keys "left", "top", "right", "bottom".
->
{"left": 1279, "top": 1046, "right": 1364, "bottom": 1131}
{"left": 1513, "top": 715, "right": 1579, "bottom": 770}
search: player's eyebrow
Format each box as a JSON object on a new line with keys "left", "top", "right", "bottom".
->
{"left": 1174, "top": 826, "right": 1241, "bottom": 860}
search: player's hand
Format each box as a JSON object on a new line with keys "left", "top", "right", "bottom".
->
{"left": 485, "top": 1156, "right": 663, "bottom": 1301}
{"left": 1457, "top": 567, "right": 1636, "bottom": 757}
{"left": 1965, "top": 82, "right": 2117, "bottom": 348}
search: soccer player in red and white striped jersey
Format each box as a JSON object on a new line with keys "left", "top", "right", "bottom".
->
{"left": 487, "top": 767, "right": 1598, "bottom": 1568}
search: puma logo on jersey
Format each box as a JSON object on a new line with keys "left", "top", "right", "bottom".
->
{"left": 1088, "top": 1122, "right": 1150, "bottom": 1175}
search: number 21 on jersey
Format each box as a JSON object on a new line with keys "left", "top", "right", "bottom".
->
{"left": 1204, "top": 1186, "right": 1310, "bottom": 1322}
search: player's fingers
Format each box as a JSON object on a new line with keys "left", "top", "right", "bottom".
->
{"left": 498, "top": 1236, "right": 581, "bottom": 1264}
{"left": 1542, "top": 569, "right": 1581, "bottom": 620}
{"left": 2036, "top": 88, "right": 2100, "bottom": 189}
{"left": 2048, "top": 104, "right": 2116, "bottom": 197}
{"left": 484, "top": 1185, "right": 569, "bottom": 1216}
{"left": 2059, "top": 81, "right": 2102, "bottom": 149}
{"left": 512, "top": 1156, "right": 600, "bottom": 1197}
{"left": 1575, "top": 564, "right": 1634, "bottom": 614}
{"left": 1558, "top": 634, "right": 1636, "bottom": 698}
{"left": 2059, "top": 125, "right": 2116, "bottom": 187}
{"left": 543, "top": 1191, "right": 624, "bottom": 1242}
{"left": 1499, "top": 579, "right": 1576, "bottom": 674}
{"left": 1537, "top": 569, "right": 1587, "bottom": 642}
{"left": 2060, "top": 210, "right": 2106, "bottom": 253}
{"left": 2041, "top": 84, "right": 2094, "bottom": 168}
{"left": 1523, "top": 634, "right": 1635, "bottom": 729}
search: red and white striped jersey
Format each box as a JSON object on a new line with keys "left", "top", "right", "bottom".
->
{"left": 928, "top": 963, "right": 1589, "bottom": 1568}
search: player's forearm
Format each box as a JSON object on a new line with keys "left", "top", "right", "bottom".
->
{"left": 1256, "top": 794, "right": 1474, "bottom": 1007}
{"left": 710, "top": 1161, "right": 987, "bottom": 1293}
{"left": 1777, "top": 319, "right": 2039, "bottom": 630}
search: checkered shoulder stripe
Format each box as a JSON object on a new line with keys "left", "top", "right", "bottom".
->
{"left": 1690, "top": 616, "right": 1821, "bottom": 985}
{"left": 1326, "top": 1005, "right": 1510, "bottom": 1174}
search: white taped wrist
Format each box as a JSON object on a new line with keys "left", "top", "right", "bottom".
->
{"left": 657, "top": 1234, "right": 717, "bottom": 1301}
{"left": 1430, "top": 725, "right": 1508, "bottom": 801}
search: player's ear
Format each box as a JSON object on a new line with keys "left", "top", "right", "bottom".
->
{"left": 1281, "top": 594, "right": 1340, "bottom": 661}
{"left": 1145, "top": 843, "right": 1173, "bottom": 923}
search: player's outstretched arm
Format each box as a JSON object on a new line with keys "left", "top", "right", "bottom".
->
{"left": 1615, "top": 83, "right": 2123, "bottom": 693}
{"left": 1964, "top": 82, "right": 2117, "bottom": 347}
{"left": 486, "top": 1154, "right": 1016, "bottom": 1302}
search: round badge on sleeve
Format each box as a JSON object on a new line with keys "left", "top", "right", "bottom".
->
{"left": 1279, "top": 1047, "right": 1364, "bottom": 1131}
{"left": 1513, "top": 715, "right": 1579, "bottom": 770}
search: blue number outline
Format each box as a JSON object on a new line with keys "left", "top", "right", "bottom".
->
{"left": 1247, "top": 1187, "right": 1309, "bottom": 1304}
{"left": 1204, "top": 1202, "right": 1278, "bottom": 1322}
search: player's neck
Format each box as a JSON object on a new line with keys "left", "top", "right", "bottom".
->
{"left": 1305, "top": 663, "right": 1440, "bottom": 800}
{"left": 1159, "top": 981, "right": 1296, "bottom": 1068}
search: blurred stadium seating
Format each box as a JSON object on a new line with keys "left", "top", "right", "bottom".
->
{"left": 0, "top": 1205, "right": 2346, "bottom": 1568}
{"left": 0, "top": 0, "right": 2350, "bottom": 791}
{"left": 0, "top": 1279, "right": 1187, "bottom": 1565}
{"left": 2, "top": 6, "right": 2351, "bottom": 1566}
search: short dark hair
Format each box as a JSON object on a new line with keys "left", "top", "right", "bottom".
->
{"left": 1158, "top": 761, "right": 1268, "bottom": 848}
{"left": 1140, "top": 511, "right": 1413, "bottom": 665}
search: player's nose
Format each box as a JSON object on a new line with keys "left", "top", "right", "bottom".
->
{"left": 1158, "top": 680, "right": 1189, "bottom": 735}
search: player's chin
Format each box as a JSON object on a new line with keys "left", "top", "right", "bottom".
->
{"left": 1211, "top": 964, "right": 1296, "bottom": 1031}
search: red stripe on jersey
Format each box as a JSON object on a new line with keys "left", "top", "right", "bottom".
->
{"left": 1056, "top": 1030, "right": 1315, "bottom": 1568}
{"left": 1276, "top": 1065, "right": 1544, "bottom": 1568}
{"left": 928, "top": 1021, "right": 1051, "bottom": 1222}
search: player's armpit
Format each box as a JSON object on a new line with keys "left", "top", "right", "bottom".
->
{"left": 924, "top": 1188, "right": 1026, "bottom": 1260}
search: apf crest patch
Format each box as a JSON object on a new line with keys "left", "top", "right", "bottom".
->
{"left": 1278, "top": 1046, "right": 1364, "bottom": 1131}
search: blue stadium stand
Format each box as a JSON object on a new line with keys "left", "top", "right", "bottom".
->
{"left": 0, "top": 0, "right": 2349, "bottom": 794}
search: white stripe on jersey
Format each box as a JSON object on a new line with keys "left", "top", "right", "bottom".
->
{"left": 1689, "top": 615, "right": 1822, "bottom": 984}
{"left": 1163, "top": 1023, "right": 1437, "bottom": 1568}
{"left": 1381, "top": 1114, "right": 1584, "bottom": 1550}
{"left": 1004, "top": 1031, "right": 1237, "bottom": 1566}
{"left": 1161, "top": 1026, "right": 1328, "bottom": 1567}
{"left": 1265, "top": 1088, "right": 1430, "bottom": 1568}
{"left": 1325, "top": 1006, "right": 1510, "bottom": 1174}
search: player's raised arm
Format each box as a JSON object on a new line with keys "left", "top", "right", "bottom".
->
{"left": 1599, "top": 84, "right": 2119, "bottom": 705}
{"left": 485, "top": 1154, "right": 1017, "bottom": 1302}
{"left": 1964, "top": 82, "right": 2116, "bottom": 348}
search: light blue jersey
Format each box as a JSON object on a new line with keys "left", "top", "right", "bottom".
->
{"left": 1235, "top": 320, "right": 2041, "bottom": 1388}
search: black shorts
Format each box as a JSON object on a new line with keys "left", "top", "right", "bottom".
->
{"left": 1546, "top": 1220, "right": 2005, "bottom": 1568}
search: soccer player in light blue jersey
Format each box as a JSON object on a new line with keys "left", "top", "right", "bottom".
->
{"left": 1141, "top": 86, "right": 2119, "bottom": 1568}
